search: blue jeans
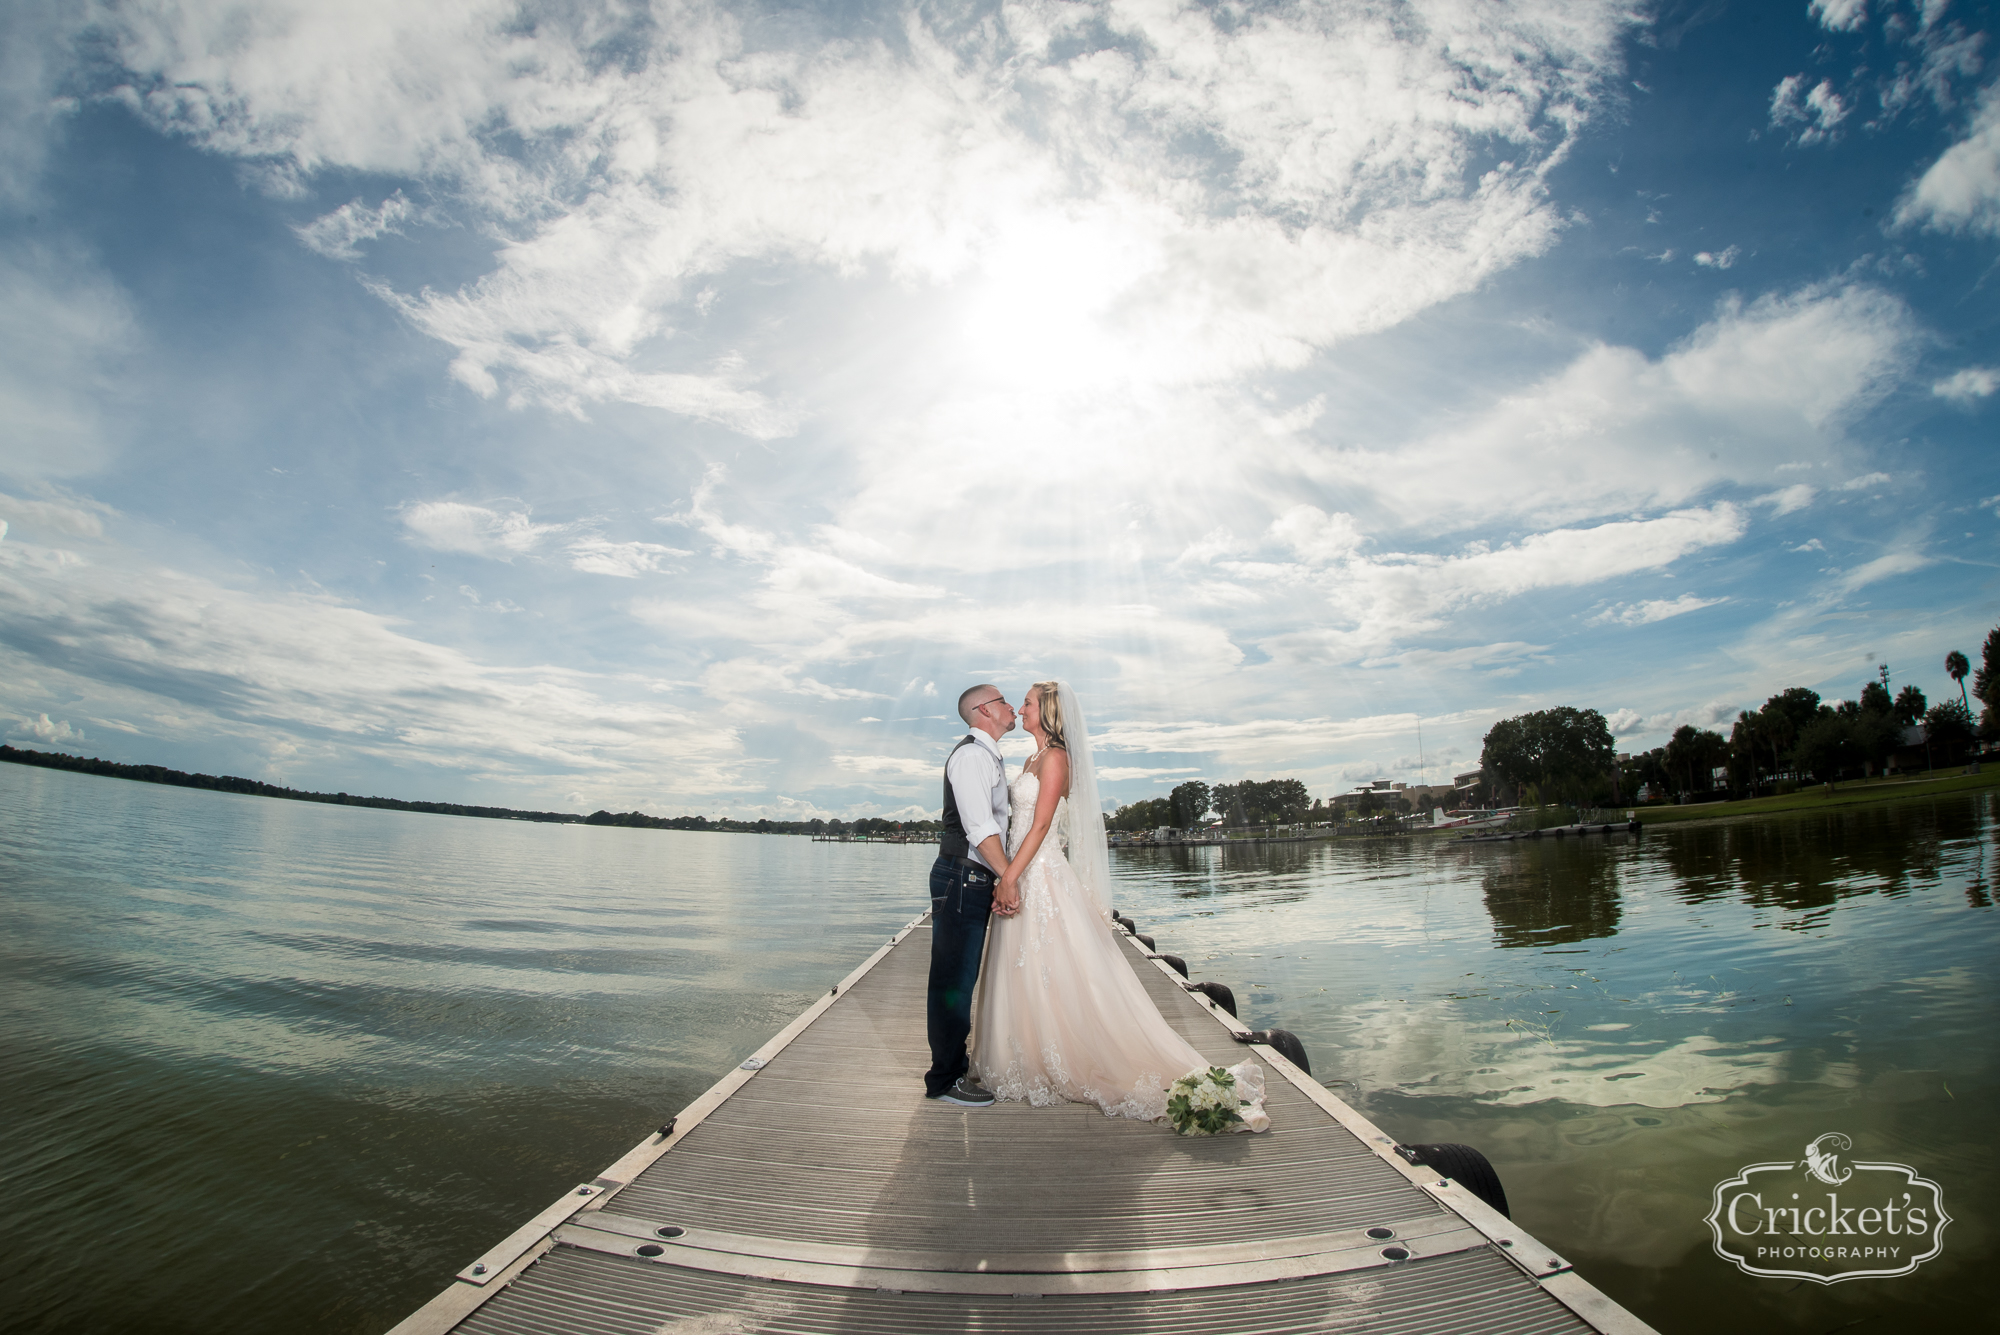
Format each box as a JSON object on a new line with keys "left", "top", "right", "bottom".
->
{"left": 925, "top": 855, "right": 994, "bottom": 1097}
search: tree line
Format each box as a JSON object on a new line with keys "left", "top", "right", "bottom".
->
{"left": 1479, "top": 627, "right": 2000, "bottom": 804}
{"left": 0, "top": 744, "right": 585, "bottom": 822}
{"left": 1108, "top": 777, "right": 1313, "bottom": 831}
{"left": 0, "top": 745, "right": 927, "bottom": 836}
{"left": 584, "top": 810, "right": 937, "bottom": 836}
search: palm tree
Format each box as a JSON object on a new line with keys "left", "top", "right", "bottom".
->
{"left": 1731, "top": 711, "right": 1759, "bottom": 794}
{"left": 1977, "top": 627, "right": 2000, "bottom": 742}
{"left": 1946, "top": 650, "right": 1971, "bottom": 711}
{"left": 1758, "top": 705, "right": 1796, "bottom": 785}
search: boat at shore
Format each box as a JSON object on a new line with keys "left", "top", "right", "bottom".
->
{"left": 1429, "top": 808, "right": 1518, "bottom": 831}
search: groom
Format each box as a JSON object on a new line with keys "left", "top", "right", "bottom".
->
{"left": 923, "top": 683, "right": 1023, "bottom": 1106}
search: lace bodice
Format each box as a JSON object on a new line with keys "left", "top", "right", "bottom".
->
{"left": 1006, "top": 768, "right": 1066, "bottom": 857}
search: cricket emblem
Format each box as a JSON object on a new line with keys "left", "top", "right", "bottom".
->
{"left": 1804, "top": 1132, "right": 1853, "bottom": 1186}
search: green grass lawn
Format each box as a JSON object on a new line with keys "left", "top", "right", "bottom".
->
{"left": 1631, "top": 762, "right": 1999, "bottom": 825}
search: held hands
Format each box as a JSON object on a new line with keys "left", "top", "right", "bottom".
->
{"left": 994, "top": 868, "right": 1022, "bottom": 917}
{"left": 973, "top": 835, "right": 1018, "bottom": 917}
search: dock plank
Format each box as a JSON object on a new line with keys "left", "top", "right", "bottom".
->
{"left": 455, "top": 1243, "right": 1592, "bottom": 1335}
{"left": 603, "top": 923, "right": 1427, "bottom": 1256}
{"left": 392, "top": 917, "right": 1656, "bottom": 1335}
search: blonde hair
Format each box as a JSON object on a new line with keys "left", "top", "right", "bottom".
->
{"left": 1030, "top": 681, "right": 1067, "bottom": 751}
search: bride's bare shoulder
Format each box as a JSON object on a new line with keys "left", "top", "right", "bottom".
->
{"left": 1035, "top": 745, "right": 1070, "bottom": 796}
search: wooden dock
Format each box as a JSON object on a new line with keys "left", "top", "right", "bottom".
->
{"left": 1456, "top": 822, "right": 1643, "bottom": 845}
{"left": 388, "top": 916, "right": 1658, "bottom": 1335}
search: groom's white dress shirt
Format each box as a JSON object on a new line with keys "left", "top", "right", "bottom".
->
{"left": 947, "top": 730, "right": 1010, "bottom": 872}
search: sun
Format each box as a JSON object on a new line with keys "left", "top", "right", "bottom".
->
{"left": 954, "top": 208, "right": 1157, "bottom": 390}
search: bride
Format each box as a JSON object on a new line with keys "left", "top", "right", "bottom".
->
{"left": 968, "top": 680, "right": 1270, "bottom": 1131}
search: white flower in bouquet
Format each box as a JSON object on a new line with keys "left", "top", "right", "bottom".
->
{"left": 1166, "top": 1065, "right": 1244, "bottom": 1135}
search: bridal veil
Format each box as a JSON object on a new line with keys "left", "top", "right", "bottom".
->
{"left": 1054, "top": 680, "right": 1113, "bottom": 921}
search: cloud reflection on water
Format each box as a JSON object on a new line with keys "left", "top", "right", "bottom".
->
{"left": 1111, "top": 796, "right": 1998, "bottom": 1114}
{"left": 1368, "top": 1005, "right": 1805, "bottom": 1109}
{"left": 1111, "top": 797, "right": 1997, "bottom": 1326}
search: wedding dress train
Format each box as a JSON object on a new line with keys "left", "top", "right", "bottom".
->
{"left": 968, "top": 768, "right": 1270, "bottom": 1129}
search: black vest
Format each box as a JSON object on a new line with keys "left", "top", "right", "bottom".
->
{"left": 938, "top": 734, "right": 982, "bottom": 858}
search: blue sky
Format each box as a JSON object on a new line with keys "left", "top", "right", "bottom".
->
{"left": 1, "top": 0, "right": 1996, "bottom": 820}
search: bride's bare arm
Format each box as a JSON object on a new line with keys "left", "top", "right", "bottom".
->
{"left": 999, "top": 749, "right": 1069, "bottom": 900}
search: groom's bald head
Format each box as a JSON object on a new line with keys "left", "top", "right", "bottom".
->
{"left": 958, "top": 684, "right": 1002, "bottom": 725}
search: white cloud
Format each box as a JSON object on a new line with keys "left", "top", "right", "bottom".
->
{"left": 96, "top": 0, "right": 1638, "bottom": 426}
{"left": 1358, "top": 642, "right": 1550, "bottom": 675}
{"left": 1809, "top": 0, "right": 1869, "bottom": 33}
{"left": 1174, "top": 527, "right": 1253, "bottom": 568}
{"left": 698, "top": 658, "right": 886, "bottom": 704}
{"left": 1791, "top": 538, "right": 1827, "bottom": 552}
{"left": 1755, "top": 484, "right": 1817, "bottom": 515}
{"left": 1933, "top": 366, "right": 1999, "bottom": 402}
{"left": 1836, "top": 547, "right": 1929, "bottom": 592}
{"left": 1096, "top": 766, "right": 1201, "bottom": 782}
{"left": 1589, "top": 594, "right": 1727, "bottom": 627}
{"left": 0, "top": 5, "right": 80, "bottom": 205}
{"left": 829, "top": 754, "right": 937, "bottom": 779}
{"left": 1870, "top": 7, "right": 1986, "bottom": 124}
{"left": 1065, "top": 704, "right": 1512, "bottom": 787}
{"left": 1838, "top": 471, "right": 1892, "bottom": 491}
{"left": 0, "top": 248, "right": 136, "bottom": 476}
{"left": 651, "top": 466, "right": 947, "bottom": 629}
{"left": 1770, "top": 75, "right": 1850, "bottom": 145}
{"left": 1348, "top": 284, "right": 1915, "bottom": 532}
{"left": 762, "top": 546, "right": 945, "bottom": 604}
{"left": 1382, "top": 507, "right": 1746, "bottom": 611}
{"left": 400, "top": 501, "right": 558, "bottom": 558}
{"left": 1693, "top": 245, "right": 1740, "bottom": 269}
{"left": 455, "top": 585, "right": 522, "bottom": 613}
{"left": 384, "top": 283, "right": 800, "bottom": 436}
{"left": 564, "top": 537, "right": 689, "bottom": 578}
{"left": 294, "top": 192, "right": 414, "bottom": 261}
{"left": 1097, "top": 712, "right": 1424, "bottom": 758}
{"left": 10, "top": 712, "right": 83, "bottom": 746}
{"left": 1267, "top": 505, "right": 1364, "bottom": 565}
{"left": 0, "top": 539, "right": 751, "bottom": 801}
{"left": 1197, "top": 503, "right": 1749, "bottom": 665}
{"left": 0, "top": 490, "right": 111, "bottom": 538}
{"left": 1604, "top": 700, "right": 1739, "bottom": 740}
{"left": 1895, "top": 82, "right": 2000, "bottom": 236}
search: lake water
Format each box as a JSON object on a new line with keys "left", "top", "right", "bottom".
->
{"left": 2, "top": 763, "right": 1993, "bottom": 1333}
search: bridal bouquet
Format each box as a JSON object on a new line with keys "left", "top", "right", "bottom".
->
{"left": 1166, "top": 1065, "right": 1245, "bottom": 1136}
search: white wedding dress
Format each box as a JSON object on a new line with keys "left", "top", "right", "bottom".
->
{"left": 969, "top": 766, "right": 1270, "bottom": 1129}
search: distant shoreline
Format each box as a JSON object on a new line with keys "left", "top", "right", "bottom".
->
{"left": 0, "top": 745, "right": 921, "bottom": 837}
{"left": 1629, "top": 763, "right": 1999, "bottom": 827}
{"left": 0, "top": 743, "right": 585, "bottom": 825}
